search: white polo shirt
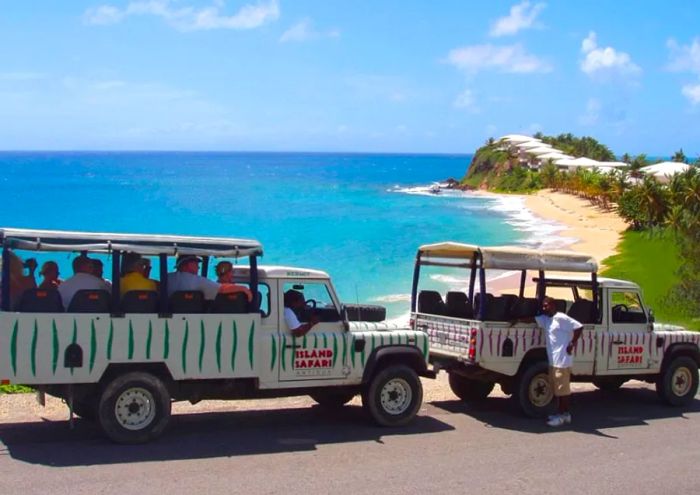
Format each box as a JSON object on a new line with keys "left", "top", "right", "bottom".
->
{"left": 535, "top": 312, "right": 583, "bottom": 368}
{"left": 58, "top": 273, "right": 112, "bottom": 308}
{"left": 166, "top": 271, "right": 220, "bottom": 300}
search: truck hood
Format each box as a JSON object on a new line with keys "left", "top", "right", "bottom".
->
{"left": 653, "top": 322, "right": 692, "bottom": 333}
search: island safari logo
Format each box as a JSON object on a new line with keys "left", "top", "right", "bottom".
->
{"left": 294, "top": 348, "right": 334, "bottom": 377}
{"left": 616, "top": 345, "right": 644, "bottom": 366}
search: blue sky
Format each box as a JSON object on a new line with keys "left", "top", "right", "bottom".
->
{"left": 1, "top": 0, "right": 699, "bottom": 155}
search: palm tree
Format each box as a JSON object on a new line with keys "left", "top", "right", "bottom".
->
{"left": 637, "top": 176, "right": 669, "bottom": 227}
{"left": 672, "top": 148, "right": 687, "bottom": 163}
{"left": 621, "top": 153, "right": 632, "bottom": 164}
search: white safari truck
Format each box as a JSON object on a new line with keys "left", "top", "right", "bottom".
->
{"left": 410, "top": 242, "right": 700, "bottom": 417}
{"left": 0, "top": 228, "right": 432, "bottom": 443}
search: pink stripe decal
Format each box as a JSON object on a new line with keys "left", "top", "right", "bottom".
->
{"left": 513, "top": 330, "right": 519, "bottom": 356}
{"left": 489, "top": 330, "right": 493, "bottom": 356}
{"left": 479, "top": 328, "right": 484, "bottom": 356}
{"left": 497, "top": 333, "right": 502, "bottom": 356}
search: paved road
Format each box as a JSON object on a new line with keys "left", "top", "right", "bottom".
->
{"left": 1, "top": 380, "right": 699, "bottom": 495}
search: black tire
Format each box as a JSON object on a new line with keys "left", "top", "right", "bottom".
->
{"left": 309, "top": 390, "right": 357, "bottom": 408}
{"left": 514, "top": 361, "right": 556, "bottom": 418}
{"left": 344, "top": 304, "right": 386, "bottom": 322}
{"left": 593, "top": 378, "right": 627, "bottom": 392}
{"left": 72, "top": 397, "right": 98, "bottom": 421}
{"left": 656, "top": 356, "right": 699, "bottom": 406}
{"left": 448, "top": 373, "right": 495, "bottom": 401}
{"left": 362, "top": 365, "right": 422, "bottom": 427}
{"left": 98, "top": 372, "right": 171, "bottom": 444}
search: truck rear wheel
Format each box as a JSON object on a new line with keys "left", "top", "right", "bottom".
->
{"left": 515, "top": 361, "right": 555, "bottom": 417}
{"left": 448, "top": 373, "right": 494, "bottom": 401}
{"left": 98, "top": 372, "right": 171, "bottom": 444}
{"left": 656, "top": 356, "right": 699, "bottom": 406}
{"left": 309, "top": 390, "right": 356, "bottom": 408}
{"left": 362, "top": 365, "right": 422, "bottom": 427}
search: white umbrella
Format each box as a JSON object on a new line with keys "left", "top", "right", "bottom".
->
{"left": 526, "top": 146, "right": 560, "bottom": 155}
{"left": 537, "top": 152, "right": 573, "bottom": 160}
{"left": 554, "top": 157, "right": 602, "bottom": 169}
{"left": 516, "top": 140, "right": 548, "bottom": 150}
{"left": 640, "top": 162, "right": 693, "bottom": 183}
{"left": 597, "top": 161, "right": 627, "bottom": 168}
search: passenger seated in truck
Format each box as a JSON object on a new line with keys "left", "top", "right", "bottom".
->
{"left": 283, "top": 289, "right": 319, "bottom": 337}
{"left": 59, "top": 255, "right": 112, "bottom": 307}
{"left": 167, "top": 255, "right": 248, "bottom": 301}
{"left": 215, "top": 261, "right": 253, "bottom": 302}
{"left": 120, "top": 257, "right": 158, "bottom": 296}
{"left": 6, "top": 251, "right": 37, "bottom": 308}
{"left": 38, "top": 261, "right": 62, "bottom": 290}
{"left": 91, "top": 258, "right": 112, "bottom": 291}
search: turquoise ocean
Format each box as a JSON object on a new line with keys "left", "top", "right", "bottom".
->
{"left": 0, "top": 152, "right": 568, "bottom": 319}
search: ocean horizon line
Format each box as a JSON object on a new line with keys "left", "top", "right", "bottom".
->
{"left": 0, "top": 149, "right": 474, "bottom": 158}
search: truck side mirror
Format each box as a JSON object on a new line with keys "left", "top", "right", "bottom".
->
{"left": 341, "top": 304, "right": 350, "bottom": 332}
{"left": 648, "top": 308, "right": 655, "bottom": 323}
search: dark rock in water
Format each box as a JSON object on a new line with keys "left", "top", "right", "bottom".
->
{"left": 443, "top": 178, "right": 475, "bottom": 191}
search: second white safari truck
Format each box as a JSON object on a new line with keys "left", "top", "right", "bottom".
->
{"left": 410, "top": 242, "right": 700, "bottom": 417}
{"left": 0, "top": 228, "right": 432, "bottom": 443}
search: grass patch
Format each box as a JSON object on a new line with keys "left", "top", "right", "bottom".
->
{"left": 0, "top": 384, "right": 33, "bottom": 394}
{"left": 601, "top": 229, "right": 698, "bottom": 330}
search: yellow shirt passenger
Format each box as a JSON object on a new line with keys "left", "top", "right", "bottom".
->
{"left": 120, "top": 258, "right": 158, "bottom": 296}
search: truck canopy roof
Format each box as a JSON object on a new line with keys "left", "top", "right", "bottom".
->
{"left": 542, "top": 275, "right": 640, "bottom": 290}
{"left": 233, "top": 265, "right": 330, "bottom": 280}
{"left": 0, "top": 227, "right": 263, "bottom": 257}
{"left": 418, "top": 242, "right": 598, "bottom": 272}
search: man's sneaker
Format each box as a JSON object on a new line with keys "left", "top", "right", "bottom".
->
{"left": 560, "top": 412, "right": 572, "bottom": 424}
{"left": 547, "top": 414, "right": 566, "bottom": 427}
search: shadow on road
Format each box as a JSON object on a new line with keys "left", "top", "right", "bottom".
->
{"left": 0, "top": 404, "right": 453, "bottom": 466}
{"left": 430, "top": 385, "right": 700, "bottom": 438}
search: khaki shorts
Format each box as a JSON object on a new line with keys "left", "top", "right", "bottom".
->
{"left": 549, "top": 367, "right": 571, "bottom": 397}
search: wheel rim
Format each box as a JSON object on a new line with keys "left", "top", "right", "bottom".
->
{"left": 528, "top": 373, "right": 553, "bottom": 408}
{"left": 114, "top": 387, "right": 157, "bottom": 431}
{"left": 671, "top": 366, "right": 692, "bottom": 397}
{"left": 380, "top": 378, "right": 413, "bottom": 415}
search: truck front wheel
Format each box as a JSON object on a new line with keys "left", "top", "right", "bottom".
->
{"left": 362, "top": 365, "right": 422, "bottom": 427}
{"left": 448, "top": 373, "right": 494, "bottom": 401}
{"left": 515, "top": 361, "right": 555, "bottom": 417}
{"left": 98, "top": 372, "right": 171, "bottom": 444}
{"left": 656, "top": 356, "right": 699, "bottom": 406}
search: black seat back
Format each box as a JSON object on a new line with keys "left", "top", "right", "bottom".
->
{"left": 568, "top": 299, "right": 595, "bottom": 324}
{"left": 67, "top": 289, "right": 111, "bottom": 313}
{"left": 121, "top": 290, "right": 158, "bottom": 313}
{"left": 483, "top": 294, "right": 517, "bottom": 321}
{"left": 210, "top": 292, "right": 248, "bottom": 314}
{"left": 169, "top": 290, "right": 205, "bottom": 313}
{"left": 554, "top": 299, "right": 567, "bottom": 313}
{"left": 474, "top": 293, "right": 493, "bottom": 319}
{"left": 417, "top": 290, "right": 445, "bottom": 315}
{"left": 510, "top": 297, "right": 539, "bottom": 319}
{"left": 17, "top": 289, "right": 64, "bottom": 312}
{"left": 445, "top": 291, "right": 473, "bottom": 318}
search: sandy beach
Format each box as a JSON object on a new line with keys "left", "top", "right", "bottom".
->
{"left": 522, "top": 189, "right": 627, "bottom": 268}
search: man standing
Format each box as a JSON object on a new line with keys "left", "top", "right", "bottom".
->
{"left": 535, "top": 296, "right": 583, "bottom": 427}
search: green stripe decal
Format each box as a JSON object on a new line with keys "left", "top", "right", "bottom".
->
{"left": 341, "top": 334, "right": 347, "bottom": 365}
{"left": 380, "top": 334, "right": 384, "bottom": 346}
{"left": 332, "top": 334, "right": 338, "bottom": 368}
{"left": 107, "top": 321, "right": 113, "bottom": 360}
{"left": 270, "top": 335, "right": 277, "bottom": 370}
{"left": 247, "top": 321, "right": 255, "bottom": 369}
{"left": 360, "top": 336, "right": 366, "bottom": 367}
{"left": 215, "top": 322, "right": 222, "bottom": 372}
{"left": 128, "top": 320, "right": 134, "bottom": 360}
{"left": 422, "top": 334, "right": 428, "bottom": 359}
{"left": 51, "top": 320, "right": 59, "bottom": 374}
{"left": 198, "top": 321, "right": 206, "bottom": 372}
{"left": 10, "top": 320, "right": 18, "bottom": 376}
{"left": 182, "top": 321, "right": 189, "bottom": 374}
{"left": 146, "top": 321, "right": 153, "bottom": 360}
{"left": 302, "top": 335, "right": 307, "bottom": 348}
{"left": 89, "top": 319, "right": 97, "bottom": 372}
{"left": 281, "top": 334, "right": 287, "bottom": 371}
{"left": 163, "top": 320, "right": 170, "bottom": 359}
{"left": 351, "top": 336, "right": 356, "bottom": 368}
{"left": 291, "top": 337, "right": 296, "bottom": 369}
{"left": 388, "top": 333, "right": 393, "bottom": 346}
{"left": 70, "top": 319, "right": 77, "bottom": 375}
{"left": 313, "top": 334, "right": 318, "bottom": 348}
{"left": 30, "top": 320, "right": 38, "bottom": 377}
{"left": 231, "top": 321, "right": 238, "bottom": 371}
{"left": 323, "top": 334, "right": 328, "bottom": 348}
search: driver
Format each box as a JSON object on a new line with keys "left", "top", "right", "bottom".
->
{"left": 283, "top": 289, "right": 319, "bottom": 337}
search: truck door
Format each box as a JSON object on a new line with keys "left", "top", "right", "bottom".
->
{"left": 603, "top": 289, "right": 652, "bottom": 372}
{"left": 278, "top": 280, "right": 349, "bottom": 382}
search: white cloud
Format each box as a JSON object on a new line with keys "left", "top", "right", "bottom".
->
{"left": 453, "top": 88, "right": 478, "bottom": 111}
{"left": 489, "top": 1, "right": 545, "bottom": 37}
{"left": 667, "top": 38, "right": 700, "bottom": 74}
{"left": 682, "top": 83, "right": 700, "bottom": 105}
{"left": 579, "top": 97, "right": 601, "bottom": 125}
{"left": 446, "top": 43, "right": 551, "bottom": 74}
{"left": 280, "top": 18, "right": 340, "bottom": 43}
{"left": 580, "top": 31, "right": 640, "bottom": 77}
{"left": 83, "top": 0, "right": 280, "bottom": 31}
